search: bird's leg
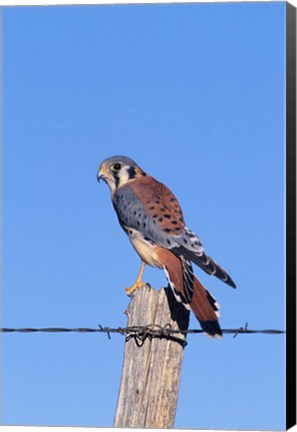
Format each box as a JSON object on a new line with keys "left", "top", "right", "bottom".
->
{"left": 126, "top": 261, "right": 148, "bottom": 296}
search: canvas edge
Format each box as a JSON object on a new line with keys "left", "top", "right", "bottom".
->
{"left": 286, "top": 1, "right": 297, "bottom": 430}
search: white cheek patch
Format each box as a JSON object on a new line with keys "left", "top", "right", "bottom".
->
{"left": 104, "top": 176, "right": 117, "bottom": 193}
{"left": 117, "top": 167, "right": 130, "bottom": 188}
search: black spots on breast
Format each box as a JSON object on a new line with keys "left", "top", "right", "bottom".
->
{"left": 144, "top": 236, "right": 154, "bottom": 244}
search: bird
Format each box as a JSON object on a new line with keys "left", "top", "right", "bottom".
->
{"left": 97, "top": 155, "right": 236, "bottom": 337}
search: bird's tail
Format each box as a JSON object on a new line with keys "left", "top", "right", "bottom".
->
{"left": 160, "top": 248, "right": 223, "bottom": 338}
{"left": 190, "top": 276, "right": 222, "bottom": 338}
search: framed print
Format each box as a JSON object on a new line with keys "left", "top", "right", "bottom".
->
{"left": 1, "top": 1, "right": 296, "bottom": 431}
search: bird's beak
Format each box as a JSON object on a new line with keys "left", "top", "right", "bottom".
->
{"left": 97, "top": 171, "right": 104, "bottom": 182}
{"left": 97, "top": 166, "right": 108, "bottom": 183}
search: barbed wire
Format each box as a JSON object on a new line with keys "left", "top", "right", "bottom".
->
{"left": 0, "top": 323, "right": 285, "bottom": 344}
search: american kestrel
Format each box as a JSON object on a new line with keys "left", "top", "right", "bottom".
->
{"left": 97, "top": 155, "right": 236, "bottom": 337}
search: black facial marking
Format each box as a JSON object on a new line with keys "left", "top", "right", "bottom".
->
{"left": 114, "top": 173, "right": 120, "bottom": 188}
{"left": 127, "top": 166, "right": 136, "bottom": 179}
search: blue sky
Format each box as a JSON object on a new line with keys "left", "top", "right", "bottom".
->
{"left": 2, "top": 2, "right": 286, "bottom": 430}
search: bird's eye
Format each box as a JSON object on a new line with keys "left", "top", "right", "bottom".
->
{"left": 112, "top": 163, "right": 121, "bottom": 172}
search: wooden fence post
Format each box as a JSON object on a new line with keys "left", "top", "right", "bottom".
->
{"left": 114, "top": 285, "right": 190, "bottom": 429}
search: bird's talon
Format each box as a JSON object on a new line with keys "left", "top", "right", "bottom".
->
{"left": 125, "top": 282, "right": 148, "bottom": 297}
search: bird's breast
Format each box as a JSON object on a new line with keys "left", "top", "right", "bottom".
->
{"left": 126, "top": 227, "right": 163, "bottom": 268}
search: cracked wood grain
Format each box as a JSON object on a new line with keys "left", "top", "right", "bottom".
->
{"left": 114, "top": 285, "right": 190, "bottom": 428}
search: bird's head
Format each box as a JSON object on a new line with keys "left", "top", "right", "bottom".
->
{"left": 97, "top": 155, "right": 147, "bottom": 193}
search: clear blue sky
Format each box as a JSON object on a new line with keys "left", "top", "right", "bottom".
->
{"left": 2, "top": 2, "right": 286, "bottom": 430}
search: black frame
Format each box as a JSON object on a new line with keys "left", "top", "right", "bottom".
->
{"left": 286, "top": 2, "right": 296, "bottom": 430}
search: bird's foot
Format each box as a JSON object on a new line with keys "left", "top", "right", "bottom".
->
{"left": 125, "top": 281, "right": 149, "bottom": 297}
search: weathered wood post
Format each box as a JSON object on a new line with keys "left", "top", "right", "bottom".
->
{"left": 114, "top": 285, "right": 190, "bottom": 428}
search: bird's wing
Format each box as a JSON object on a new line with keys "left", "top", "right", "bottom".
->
{"left": 112, "top": 176, "right": 187, "bottom": 250}
{"left": 114, "top": 176, "right": 236, "bottom": 288}
{"left": 172, "top": 235, "right": 236, "bottom": 288}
